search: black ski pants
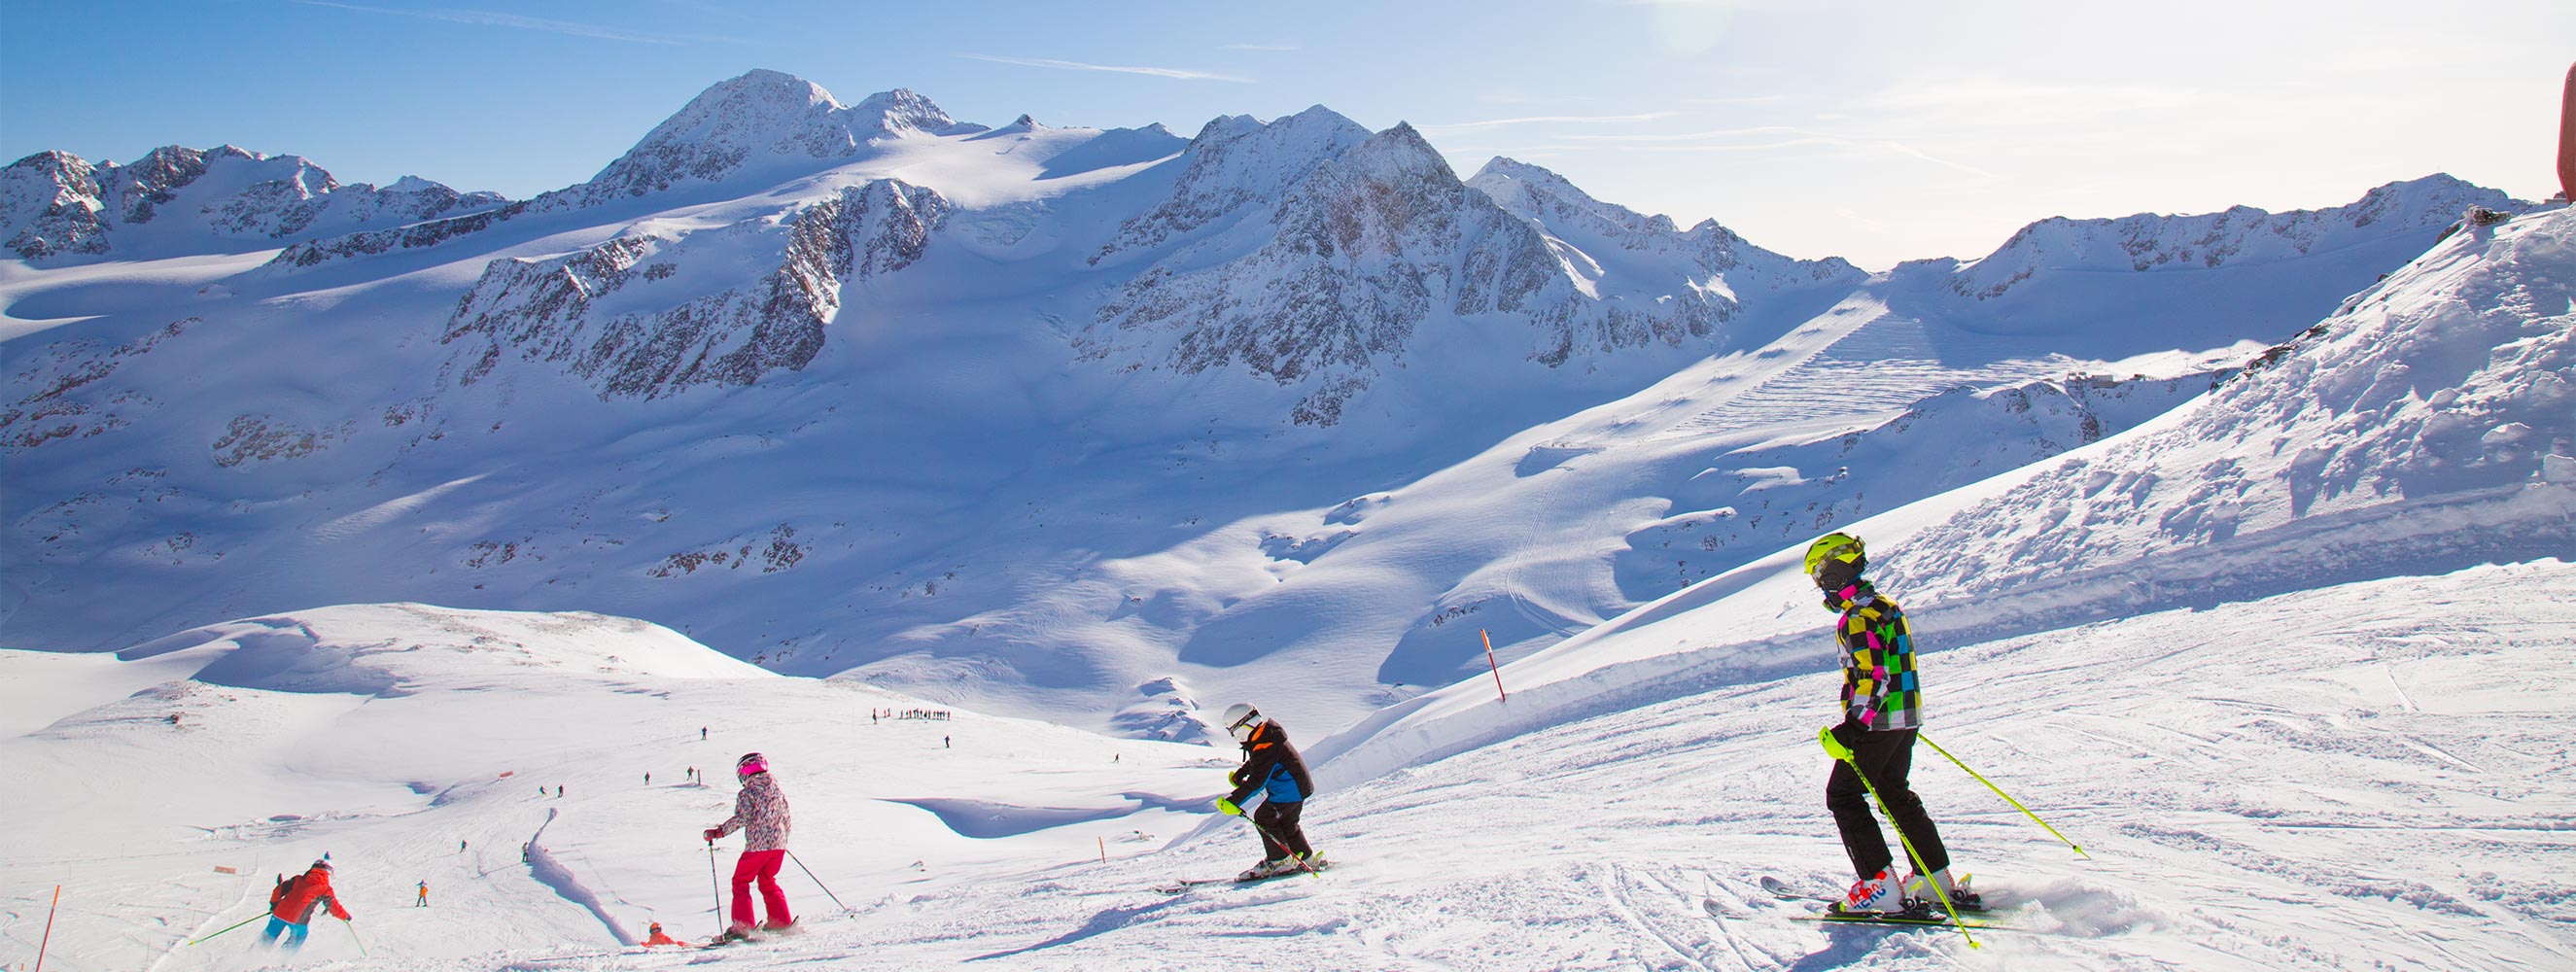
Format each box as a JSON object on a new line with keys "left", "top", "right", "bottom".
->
{"left": 1252, "top": 799, "right": 1311, "bottom": 861}
{"left": 1825, "top": 726, "right": 1949, "bottom": 880}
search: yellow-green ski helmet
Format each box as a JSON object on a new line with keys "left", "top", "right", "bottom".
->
{"left": 1803, "top": 533, "right": 1865, "bottom": 581}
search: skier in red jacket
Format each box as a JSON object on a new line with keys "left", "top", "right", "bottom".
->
{"left": 261, "top": 860, "right": 351, "bottom": 950}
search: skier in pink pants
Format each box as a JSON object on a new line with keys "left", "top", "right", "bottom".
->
{"left": 703, "top": 751, "right": 794, "bottom": 940}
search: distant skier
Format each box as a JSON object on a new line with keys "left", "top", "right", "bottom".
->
{"left": 261, "top": 860, "right": 350, "bottom": 950}
{"left": 702, "top": 726, "right": 709, "bottom": 741}
{"left": 1217, "top": 704, "right": 1325, "bottom": 880}
{"left": 943, "top": 735, "right": 951, "bottom": 748}
{"left": 415, "top": 881, "right": 429, "bottom": 907}
{"left": 644, "top": 771, "right": 651, "bottom": 785}
{"left": 643, "top": 920, "right": 685, "bottom": 947}
{"left": 703, "top": 751, "right": 795, "bottom": 940}
{"left": 1804, "top": 533, "right": 1977, "bottom": 915}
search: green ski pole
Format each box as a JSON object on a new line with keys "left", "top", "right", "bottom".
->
{"left": 1820, "top": 727, "right": 1977, "bottom": 949}
{"left": 340, "top": 917, "right": 368, "bottom": 957}
{"left": 1918, "top": 734, "right": 2089, "bottom": 859}
{"left": 188, "top": 912, "right": 268, "bottom": 946}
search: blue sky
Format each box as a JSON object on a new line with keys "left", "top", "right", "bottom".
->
{"left": 4, "top": 0, "right": 2570, "bottom": 268}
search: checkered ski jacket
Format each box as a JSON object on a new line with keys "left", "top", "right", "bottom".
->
{"left": 1835, "top": 587, "right": 1922, "bottom": 731}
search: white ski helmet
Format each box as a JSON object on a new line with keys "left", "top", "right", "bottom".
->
{"left": 1220, "top": 704, "right": 1267, "bottom": 741}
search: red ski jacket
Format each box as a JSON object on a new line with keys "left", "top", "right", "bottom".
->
{"left": 271, "top": 868, "right": 351, "bottom": 923}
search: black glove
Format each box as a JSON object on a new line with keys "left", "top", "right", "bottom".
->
{"left": 1828, "top": 717, "right": 1863, "bottom": 752}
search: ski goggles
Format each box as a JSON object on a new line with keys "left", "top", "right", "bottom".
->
{"left": 1225, "top": 711, "right": 1263, "bottom": 741}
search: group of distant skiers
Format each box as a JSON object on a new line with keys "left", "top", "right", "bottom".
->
{"left": 234, "top": 529, "right": 1966, "bottom": 955}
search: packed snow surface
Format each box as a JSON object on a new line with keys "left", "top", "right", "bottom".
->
{"left": 5, "top": 564, "right": 2570, "bottom": 970}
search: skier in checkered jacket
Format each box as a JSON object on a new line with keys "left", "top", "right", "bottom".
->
{"left": 1805, "top": 533, "right": 1978, "bottom": 915}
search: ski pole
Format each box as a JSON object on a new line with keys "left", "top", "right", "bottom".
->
{"left": 1820, "top": 727, "right": 1978, "bottom": 949}
{"left": 785, "top": 850, "right": 852, "bottom": 914}
{"left": 707, "top": 842, "right": 726, "bottom": 939}
{"left": 187, "top": 911, "right": 268, "bottom": 946}
{"left": 1918, "top": 734, "right": 2089, "bottom": 859}
{"left": 340, "top": 918, "right": 368, "bottom": 957}
{"left": 1241, "top": 813, "right": 1321, "bottom": 878}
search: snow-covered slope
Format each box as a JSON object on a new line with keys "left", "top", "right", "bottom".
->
{"left": 0, "top": 604, "right": 1225, "bottom": 971}
{"left": 8, "top": 567, "right": 2566, "bottom": 971}
{"left": 0, "top": 69, "right": 2538, "bottom": 742}
{"left": 1308, "top": 202, "right": 2575, "bottom": 794}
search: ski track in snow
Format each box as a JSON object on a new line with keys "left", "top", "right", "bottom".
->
{"left": 527, "top": 809, "right": 636, "bottom": 947}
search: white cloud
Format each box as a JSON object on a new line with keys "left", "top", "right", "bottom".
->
{"left": 1415, "top": 113, "right": 1679, "bottom": 133}
{"left": 960, "top": 54, "right": 1251, "bottom": 84}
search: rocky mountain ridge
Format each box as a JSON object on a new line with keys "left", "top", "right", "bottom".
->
{"left": 441, "top": 179, "right": 951, "bottom": 399}
{"left": 1943, "top": 173, "right": 2512, "bottom": 300}
{"left": 1081, "top": 118, "right": 1867, "bottom": 424}
{"left": 0, "top": 144, "right": 505, "bottom": 260}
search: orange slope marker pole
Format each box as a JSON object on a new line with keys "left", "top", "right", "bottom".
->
{"left": 1479, "top": 629, "right": 1508, "bottom": 702}
{"left": 35, "top": 885, "right": 59, "bottom": 972}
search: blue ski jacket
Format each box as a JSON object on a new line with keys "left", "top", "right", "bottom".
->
{"left": 1226, "top": 720, "right": 1316, "bottom": 806}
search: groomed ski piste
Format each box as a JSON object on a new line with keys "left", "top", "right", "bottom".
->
{"left": 7, "top": 200, "right": 2572, "bottom": 970}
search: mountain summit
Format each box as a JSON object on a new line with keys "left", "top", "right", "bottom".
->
{"left": 574, "top": 70, "right": 975, "bottom": 203}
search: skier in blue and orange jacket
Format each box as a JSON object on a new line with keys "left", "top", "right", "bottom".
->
{"left": 1216, "top": 704, "right": 1326, "bottom": 880}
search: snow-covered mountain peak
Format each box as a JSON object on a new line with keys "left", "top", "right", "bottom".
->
{"left": 1093, "top": 105, "right": 1373, "bottom": 260}
{"left": 1468, "top": 155, "right": 1826, "bottom": 284}
{"left": 1469, "top": 156, "right": 1679, "bottom": 236}
{"left": 1330, "top": 121, "right": 1457, "bottom": 185}
{"left": 573, "top": 71, "right": 964, "bottom": 203}
{"left": 1947, "top": 173, "right": 2518, "bottom": 301}
{"left": 1, "top": 144, "right": 504, "bottom": 261}
{"left": 850, "top": 86, "right": 966, "bottom": 135}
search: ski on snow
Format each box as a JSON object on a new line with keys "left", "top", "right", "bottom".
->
{"left": 1757, "top": 875, "right": 2012, "bottom": 931}
{"left": 1153, "top": 860, "right": 1332, "bottom": 893}
{"left": 1759, "top": 874, "right": 1990, "bottom": 913}
{"left": 700, "top": 926, "right": 805, "bottom": 950}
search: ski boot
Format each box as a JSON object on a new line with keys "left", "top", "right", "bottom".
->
{"left": 1827, "top": 867, "right": 1905, "bottom": 916}
{"left": 1903, "top": 868, "right": 1981, "bottom": 912}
